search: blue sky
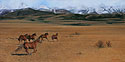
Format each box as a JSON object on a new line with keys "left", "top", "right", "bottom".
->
{"left": 0, "top": 0, "right": 124, "bottom": 9}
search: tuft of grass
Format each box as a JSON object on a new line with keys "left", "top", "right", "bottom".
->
{"left": 71, "top": 32, "right": 80, "bottom": 35}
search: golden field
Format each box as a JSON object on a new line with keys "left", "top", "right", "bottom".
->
{"left": 0, "top": 19, "right": 125, "bottom": 62}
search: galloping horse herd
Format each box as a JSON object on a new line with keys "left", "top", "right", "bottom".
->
{"left": 13, "top": 32, "right": 111, "bottom": 55}
{"left": 14, "top": 33, "right": 58, "bottom": 55}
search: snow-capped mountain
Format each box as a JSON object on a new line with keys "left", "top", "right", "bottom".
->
{"left": 38, "top": 5, "right": 51, "bottom": 11}
{"left": 68, "top": 7, "right": 125, "bottom": 14}
{"left": 38, "top": 6, "right": 71, "bottom": 14}
{"left": 0, "top": 9, "right": 11, "bottom": 15}
{"left": 0, "top": 2, "right": 29, "bottom": 15}
{"left": 0, "top": 9, "right": 17, "bottom": 15}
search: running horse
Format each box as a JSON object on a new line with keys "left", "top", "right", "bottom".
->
{"left": 18, "top": 34, "right": 29, "bottom": 44}
{"left": 40, "top": 33, "right": 49, "bottom": 41}
{"left": 27, "top": 33, "right": 37, "bottom": 42}
{"left": 15, "top": 35, "right": 42, "bottom": 55}
{"left": 23, "top": 35, "right": 42, "bottom": 54}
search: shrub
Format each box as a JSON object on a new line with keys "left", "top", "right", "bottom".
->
{"left": 96, "top": 40, "right": 105, "bottom": 48}
{"left": 29, "top": 19, "right": 35, "bottom": 21}
{"left": 106, "top": 41, "right": 112, "bottom": 47}
{"left": 106, "top": 22, "right": 113, "bottom": 24}
{"left": 41, "top": 21, "right": 51, "bottom": 23}
{"left": 71, "top": 32, "right": 80, "bottom": 35}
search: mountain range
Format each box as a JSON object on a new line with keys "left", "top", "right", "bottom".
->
{"left": 0, "top": 4, "right": 125, "bottom": 16}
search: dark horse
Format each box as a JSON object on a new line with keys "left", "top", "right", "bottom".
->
{"left": 18, "top": 34, "right": 29, "bottom": 44}
{"left": 15, "top": 35, "right": 42, "bottom": 54}
{"left": 52, "top": 33, "right": 58, "bottom": 41}
{"left": 40, "top": 33, "right": 49, "bottom": 41}
{"left": 27, "top": 33, "right": 37, "bottom": 42}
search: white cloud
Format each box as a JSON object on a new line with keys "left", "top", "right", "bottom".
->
{"left": 0, "top": 0, "right": 41, "bottom": 9}
{"left": 46, "top": 0, "right": 125, "bottom": 9}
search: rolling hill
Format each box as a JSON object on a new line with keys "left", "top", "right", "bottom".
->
{"left": 0, "top": 8, "right": 125, "bottom": 26}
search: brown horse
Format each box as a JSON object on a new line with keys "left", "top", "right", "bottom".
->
{"left": 18, "top": 34, "right": 29, "bottom": 44}
{"left": 40, "top": 33, "right": 49, "bottom": 41}
{"left": 27, "top": 33, "right": 37, "bottom": 42}
{"left": 23, "top": 36, "right": 42, "bottom": 54}
{"left": 15, "top": 35, "right": 42, "bottom": 55}
{"left": 52, "top": 33, "right": 58, "bottom": 41}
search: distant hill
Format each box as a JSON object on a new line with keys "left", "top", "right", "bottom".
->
{"left": 0, "top": 8, "right": 58, "bottom": 20}
{"left": 1, "top": 8, "right": 125, "bottom": 21}
{"left": 4, "top": 8, "right": 55, "bottom": 17}
{"left": 56, "top": 13, "right": 125, "bottom": 21}
{"left": 0, "top": 8, "right": 125, "bottom": 26}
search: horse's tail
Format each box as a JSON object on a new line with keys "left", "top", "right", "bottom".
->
{"left": 15, "top": 44, "right": 24, "bottom": 52}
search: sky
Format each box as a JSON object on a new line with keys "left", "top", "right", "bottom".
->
{"left": 0, "top": 0, "right": 125, "bottom": 9}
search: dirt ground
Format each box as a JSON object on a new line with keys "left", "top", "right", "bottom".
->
{"left": 0, "top": 20, "right": 125, "bottom": 62}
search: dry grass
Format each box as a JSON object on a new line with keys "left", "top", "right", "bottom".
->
{"left": 0, "top": 19, "right": 125, "bottom": 62}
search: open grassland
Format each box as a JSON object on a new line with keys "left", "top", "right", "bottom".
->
{"left": 0, "top": 20, "right": 125, "bottom": 62}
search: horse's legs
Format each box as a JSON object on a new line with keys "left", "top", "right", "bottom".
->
{"left": 46, "top": 37, "right": 49, "bottom": 41}
{"left": 41, "top": 38, "right": 43, "bottom": 41}
{"left": 33, "top": 48, "right": 37, "bottom": 53}
{"left": 52, "top": 39, "right": 54, "bottom": 41}
{"left": 24, "top": 39, "right": 27, "bottom": 43}
{"left": 57, "top": 38, "right": 58, "bottom": 41}
{"left": 33, "top": 38, "right": 35, "bottom": 40}
{"left": 28, "top": 39, "right": 30, "bottom": 42}
{"left": 52, "top": 37, "right": 54, "bottom": 41}
{"left": 19, "top": 39, "right": 22, "bottom": 44}
{"left": 19, "top": 40, "right": 21, "bottom": 44}
{"left": 25, "top": 49, "right": 29, "bottom": 54}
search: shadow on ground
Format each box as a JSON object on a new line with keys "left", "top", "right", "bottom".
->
{"left": 11, "top": 53, "right": 30, "bottom": 56}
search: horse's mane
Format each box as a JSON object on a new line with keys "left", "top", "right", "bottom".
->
{"left": 32, "top": 33, "right": 36, "bottom": 36}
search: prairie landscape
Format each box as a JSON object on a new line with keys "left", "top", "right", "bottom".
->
{"left": 1, "top": 0, "right": 125, "bottom": 62}
{"left": 0, "top": 19, "right": 125, "bottom": 62}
